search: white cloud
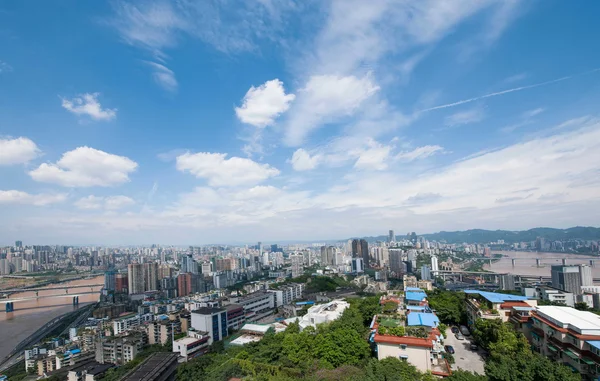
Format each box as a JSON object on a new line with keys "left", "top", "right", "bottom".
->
{"left": 0, "top": 190, "right": 66, "bottom": 206}
{"left": 290, "top": 149, "right": 320, "bottom": 171}
{"left": 145, "top": 61, "right": 178, "bottom": 92}
{"left": 284, "top": 74, "right": 380, "bottom": 146}
{"left": 396, "top": 145, "right": 444, "bottom": 162}
{"left": 235, "top": 79, "right": 295, "bottom": 128}
{"left": 445, "top": 107, "right": 485, "bottom": 126}
{"left": 523, "top": 107, "right": 545, "bottom": 118}
{"left": 353, "top": 140, "right": 392, "bottom": 171}
{"left": 0, "top": 137, "right": 40, "bottom": 165}
{"left": 176, "top": 152, "right": 280, "bottom": 187}
{"left": 75, "top": 195, "right": 135, "bottom": 210}
{"left": 29, "top": 147, "right": 138, "bottom": 187}
{"left": 61, "top": 93, "right": 117, "bottom": 121}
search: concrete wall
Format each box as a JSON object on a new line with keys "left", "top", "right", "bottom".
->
{"left": 377, "top": 343, "right": 431, "bottom": 372}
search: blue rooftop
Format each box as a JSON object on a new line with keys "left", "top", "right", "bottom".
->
{"left": 406, "top": 306, "right": 426, "bottom": 311}
{"left": 464, "top": 290, "right": 529, "bottom": 303}
{"left": 407, "top": 312, "right": 440, "bottom": 327}
{"left": 588, "top": 341, "right": 600, "bottom": 351}
{"left": 405, "top": 287, "right": 423, "bottom": 292}
{"left": 405, "top": 291, "right": 427, "bottom": 302}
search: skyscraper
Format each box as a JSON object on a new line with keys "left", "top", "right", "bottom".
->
{"left": 421, "top": 265, "right": 431, "bottom": 281}
{"left": 361, "top": 239, "right": 369, "bottom": 269}
{"left": 15, "top": 240, "right": 22, "bottom": 248}
{"left": 551, "top": 265, "right": 582, "bottom": 294}
{"left": 579, "top": 265, "right": 593, "bottom": 287}
{"left": 128, "top": 263, "right": 144, "bottom": 295}
{"left": 388, "top": 230, "right": 395, "bottom": 243}
{"left": 389, "top": 249, "right": 403, "bottom": 275}
{"left": 431, "top": 256, "right": 439, "bottom": 276}
{"left": 351, "top": 258, "right": 364, "bottom": 274}
{"left": 104, "top": 270, "right": 116, "bottom": 291}
{"left": 144, "top": 262, "right": 159, "bottom": 291}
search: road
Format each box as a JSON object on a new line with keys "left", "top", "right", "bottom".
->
{"left": 444, "top": 328, "right": 485, "bottom": 375}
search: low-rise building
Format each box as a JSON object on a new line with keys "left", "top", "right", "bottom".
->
{"left": 225, "top": 304, "right": 245, "bottom": 331}
{"left": 464, "top": 290, "right": 537, "bottom": 326}
{"left": 268, "top": 283, "right": 305, "bottom": 307}
{"left": 525, "top": 306, "right": 600, "bottom": 379}
{"left": 524, "top": 286, "right": 575, "bottom": 307}
{"left": 121, "top": 353, "right": 178, "bottom": 381}
{"left": 234, "top": 291, "right": 276, "bottom": 322}
{"left": 191, "top": 307, "right": 228, "bottom": 345}
{"left": 286, "top": 300, "right": 350, "bottom": 330}
{"left": 67, "top": 362, "right": 113, "bottom": 381}
{"left": 112, "top": 313, "right": 141, "bottom": 335}
{"left": 96, "top": 332, "right": 146, "bottom": 365}
{"left": 172, "top": 330, "right": 210, "bottom": 362}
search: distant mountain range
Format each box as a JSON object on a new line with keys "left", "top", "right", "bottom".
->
{"left": 354, "top": 226, "right": 600, "bottom": 244}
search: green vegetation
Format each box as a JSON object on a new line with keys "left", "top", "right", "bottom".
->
{"left": 177, "top": 298, "right": 448, "bottom": 380}
{"left": 421, "top": 226, "right": 600, "bottom": 244}
{"left": 382, "top": 301, "right": 398, "bottom": 313}
{"left": 272, "top": 275, "right": 356, "bottom": 294}
{"left": 426, "top": 289, "right": 466, "bottom": 324}
{"left": 472, "top": 319, "right": 581, "bottom": 381}
{"left": 377, "top": 326, "right": 405, "bottom": 336}
{"left": 446, "top": 369, "right": 486, "bottom": 381}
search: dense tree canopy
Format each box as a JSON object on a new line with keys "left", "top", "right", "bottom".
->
{"left": 426, "top": 289, "right": 466, "bottom": 324}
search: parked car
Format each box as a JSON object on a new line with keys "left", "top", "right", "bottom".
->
{"left": 451, "top": 326, "right": 459, "bottom": 334}
{"left": 444, "top": 345, "right": 455, "bottom": 354}
{"left": 455, "top": 333, "right": 465, "bottom": 340}
{"left": 470, "top": 344, "right": 479, "bottom": 351}
{"left": 460, "top": 325, "right": 471, "bottom": 336}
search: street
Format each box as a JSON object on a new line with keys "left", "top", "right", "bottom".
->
{"left": 444, "top": 328, "right": 486, "bottom": 375}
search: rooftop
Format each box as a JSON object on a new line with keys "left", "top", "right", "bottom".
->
{"left": 464, "top": 290, "right": 529, "bottom": 303}
{"left": 240, "top": 323, "right": 271, "bottom": 334}
{"left": 122, "top": 353, "right": 178, "bottom": 381}
{"left": 175, "top": 337, "right": 204, "bottom": 345}
{"left": 192, "top": 307, "right": 225, "bottom": 315}
{"left": 407, "top": 312, "right": 439, "bottom": 328}
{"left": 535, "top": 306, "right": 600, "bottom": 332}
{"left": 405, "top": 291, "right": 427, "bottom": 302}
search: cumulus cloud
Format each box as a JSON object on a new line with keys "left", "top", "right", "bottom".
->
{"left": 176, "top": 152, "right": 280, "bottom": 187}
{"left": 29, "top": 147, "right": 138, "bottom": 187}
{"left": 75, "top": 195, "right": 135, "bottom": 210}
{"left": 290, "top": 148, "right": 320, "bottom": 171}
{"left": 61, "top": 93, "right": 117, "bottom": 121}
{"left": 145, "top": 61, "right": 178, "bottom": 92}
{"left": 0, "top": 190, "right": 66, "bottom": 206}
{"left": 235, "top": 79, "right": 295, "bottom": 127}
{"left": 353, "top": 140, "right": 392, "bottom": 171}
{"left": 284, "top": 74, "right": 380, "bottom": 146}
{"left": 0, "top": 137, "right": 40, "bottom": 165}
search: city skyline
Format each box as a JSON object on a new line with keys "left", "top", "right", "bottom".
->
{"left": 2, "top": 2, "right": 600, "bottom": 244}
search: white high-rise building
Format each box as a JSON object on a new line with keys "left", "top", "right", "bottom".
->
{"left": 579, "top": 265, "right": 593, "bottom": 287}
{"left": 431, "top": 256, "right": 439, "bottom": 276}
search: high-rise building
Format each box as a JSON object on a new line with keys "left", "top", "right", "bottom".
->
{"left": 430, "top": 256, "right": 439, "bottom": 276}
{"left": 351, "top": 258, "right": 364, "bottom": 274}
{"left": 177, "top": 273, "right": 193, "bottom": 297}
{"left": 388, "top": 230, "right": 395, "bottom": 243}
{"left": 421, "top": 265, "right": 431, "bottom": 281}
{"left": 181, "top": 255, "right": 198, "bottom": 274}
{"left": 144, "top": 262, "right": 159, "bottom": 291}
{"left": 104, "top": 270, "right": 116, "bottom": 292}
{"left": 289, "top": 254, "right": 304, "bottom": 278}
{"left": 115, "top": 273, "right": 128, "bottom": 293}
{"left": 360, "top": 239, "right": 369, "bottom": 268}
{"left": 551, "top": 265, "right": 582, "bottom": 295}
{"left": 15, "top": 240, "right": 23, "bottom": 248}
{"left": 579, "top": 265, "right": 593, "bottom": 288}
{"left": 128, "top": 263, "right": 144, "bottom": 295}
{"left": 389, "top": 249, "right": 403, "bottom": 275}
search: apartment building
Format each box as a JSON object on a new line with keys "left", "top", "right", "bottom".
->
{"left": 191, "top": 307, "right": 228, "bottom": 345}
{"left": 225, "top": 304, "right": 245, "bottom": 331}
{"left": 96, "top": 332, "right": 146, "bottom": 365}
{"left": 464, "top": 290, "right": 537, "bottom": 326}
{"left": 147, "top": 317, "right": 181, "bottom": 345}
{"left": 235, "top": 291, "right": 276, "bottom": 321}
{"left": 268, "top": 283, "right": 305, "bottom": 307}
{"left": 524, "top": 285, "right": 575, "bottom": 307}
{"left": 112, "top": 313, "right": 141, "bottom": 335}
{"left": 372, "top": 288, "right": 450, "bottom": 377}
{"left": 526, "top": 306, "right": 600, "bottom": 380}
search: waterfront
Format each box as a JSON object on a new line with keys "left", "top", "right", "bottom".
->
{"left": 486, "top": 251, "right": 600, "bottom": 277}
{"left": 0, "top": 275, "right": 103, "bottom": 361}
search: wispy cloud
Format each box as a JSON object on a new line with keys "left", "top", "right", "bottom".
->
{"left": 0, "top": 60, "right": 12, "bottom": 73}
{"left": 145, "top": 61, "right": 177, "bottom": 92}
{"left": 420, "top": 68, "right": 600, "bottom": 113}
{"left": 444, "top": 107, "right": 485, "bottom": 127}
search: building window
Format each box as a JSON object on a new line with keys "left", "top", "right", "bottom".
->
{"left": 399, "top": 355, "right": 408, "bottom": 361}
{"left": 400, "top": 345, "right": 407, "bottom": 350}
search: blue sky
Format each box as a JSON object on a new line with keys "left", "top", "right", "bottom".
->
{"left": 1, "top": 0, "right": 600, "bottom": 245}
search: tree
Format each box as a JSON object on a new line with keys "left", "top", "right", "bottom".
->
{"left": 313, "top": 328, "right": 370, "bottom": 368}
{"left": 382, "top": 301, "right": 399, "bottom": 313}
{"left": 575, "top": 302, "right": 589, "bottom": 311}
{"left": 426, "top": 289, "right": 466, "bottom": 324}
{"left": 364, "top": 357, "right": 424, "bottom": 381}
{"left": 446, "top": 369, "right": 486, "bottom": 381}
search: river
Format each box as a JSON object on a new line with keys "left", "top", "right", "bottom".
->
{"left": 485, "top": 251, "right": 600, "bottom": 278}
{"left": 0, "top": 275, "right": 104, "bottom": 361}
